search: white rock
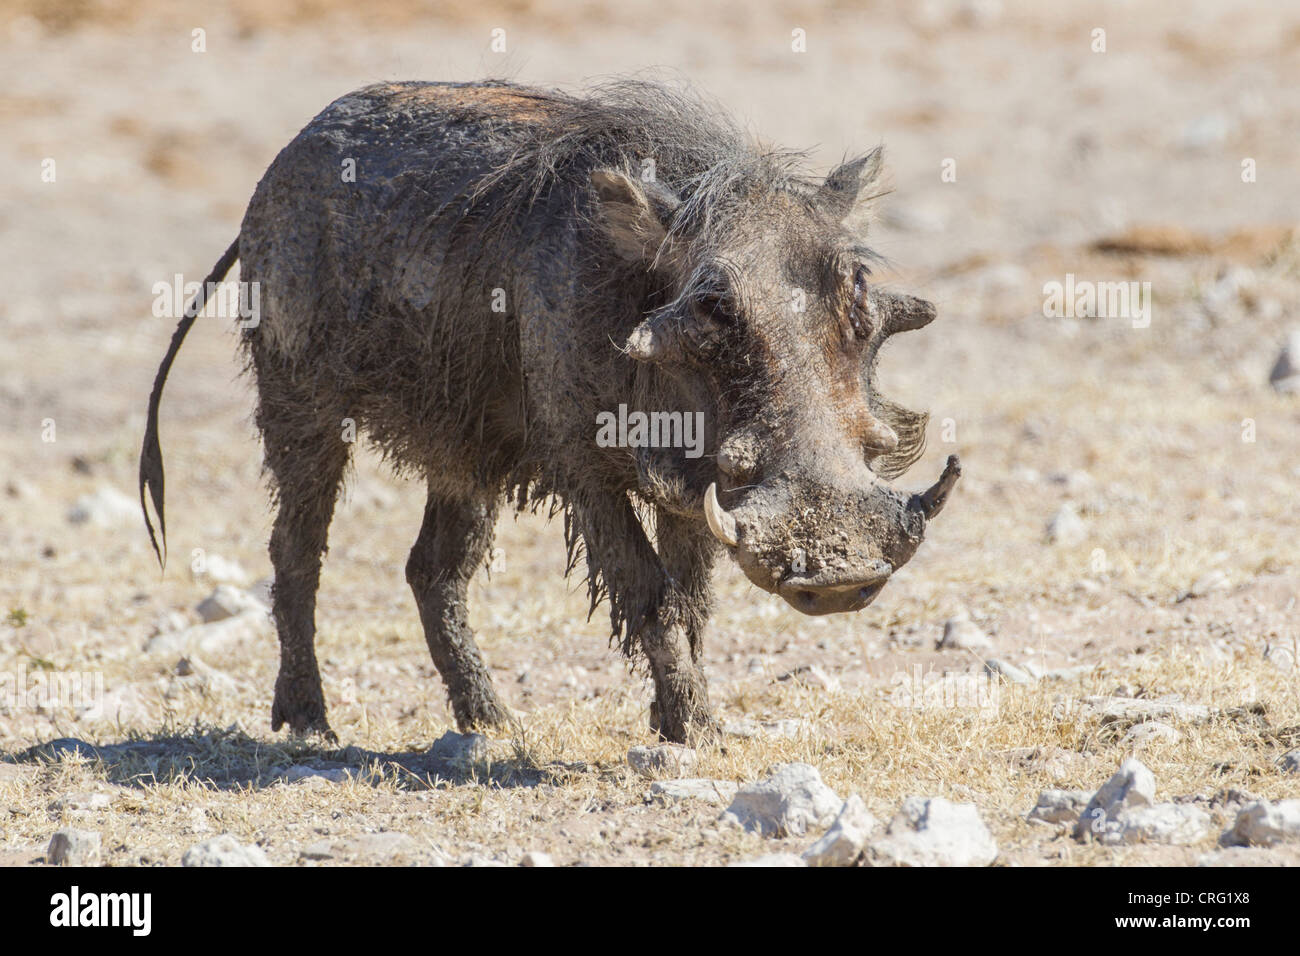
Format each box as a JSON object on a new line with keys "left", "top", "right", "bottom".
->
{"left": 66, "top": 486, "right": 138, "bottom": 528}
{"left": 197, "top": 554, "right": 250, "bottom": 585}
{"left": 866, "top": 797, "right": 997, "bottom": 867}
{"left": 1270, "top": 330, "right": 1300, "bottom": 393}
{"left": 1278, "top": 750, "right": 1300, "bottom": 774}
{"left": 1185, "top": 569, "right": 1229, "bottom": 599}
{"left": 182, "top": 835, "right": 270, "bottom": 867}
{"left": 1074, "top": 758, "right": 1156, "bottom": 839}
{"left": 1096, "top": 803, "right": 1210, "bottom": 846}
{"left": 728, "top": 853, "right": 806, "bottom": 867}
{"left": 722, "top": 718, "right": 810, "bottom": 740}
{"left": 649, "top": 778, "right": 738, "bottom": 806}
{"left": 1080, "top": 696, "right": 1211, "bottom": 723}
{"left": 282, "top": 765, "right": 351, "bottom": 785}
{"left": 430, "top": 731, "right": 490, "bottom": 765}
{"left": 802, "top": 794, "right": 877, "bottom": 866}
{"left": 1221, "top": 800, "right": 1300, "bottom": 847}
{"left": 1264, "top": 644, "right": 1296, "bottom": 671}
{"left": 196, "top": 584, "right": 267, "bottom": 623}
{"left": 1121, "top": 720, "right": 1181, "bottom": 749}
{"left": 520, "top": 851, "right": 554, "bottom": 867}
{"left": 1046, "top": 504, "right": 1086, "bottom": 545}
{"left": 145, "top": 610, "right": 271, "bottom": 656}
{"left": 720, "top": 763, "right": 842, "bottom": 837}
{"left": 938, "top": 617, "right": 992, "bottom": 651}
{"left": 48, "top": 828, "right": 101, "bottom": 866}
{"left": 627, "top": 744, "right": 697, "bottom": 779}
{"left": 984, "top": 658, "right": 1033, "bottom": 684}
{"left": 776, "top": 664, "right": 839, "bottom": 691}
{"left": 51, "top": 791, "right": 111, "bottom": 812}
{"left": 1027, "top": 789, "right": 1092, "bottom": 826}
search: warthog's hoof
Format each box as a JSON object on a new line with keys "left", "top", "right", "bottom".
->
{"left": 271, "top": 678, "right": 335, "bottom": 741}
{"left": 650, "top": 699, "right": 720, "bottom": 746}
{"left": 451, "top": 692, "right": 512, "bottom": 736}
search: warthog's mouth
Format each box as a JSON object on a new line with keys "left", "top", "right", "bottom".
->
{"left": 703, "top": 455, "right": 962, "bottom": 616}
{"left": 776, "top": 562, "right": 893, "bottom": 615}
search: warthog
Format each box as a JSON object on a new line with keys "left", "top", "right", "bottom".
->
{"left": 140, "top": 79, "right": 959, "bottom": 743}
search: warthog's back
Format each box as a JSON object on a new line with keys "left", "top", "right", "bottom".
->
{"left": 238, "top": 81, "right": 575, "bottom": 483}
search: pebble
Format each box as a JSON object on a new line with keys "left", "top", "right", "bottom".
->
{"left": 1267, "top": 330, "right": 1300, "bottom": 393}
{"left": 1027, "top": 789, "right": 1092, "bottom": 826}
{"left": 866, "top": 796, "right": 997, "bottom": 867}
{"left": 66, "top": 486, "right": 138, "bottom": 528}
{"left": 145, "top": 611, "right": 272, "bottom": 656}
{"left": 1097, "top": 804, "right": 1211, "bottom": 846}
{"left": 48, "top": 828, "right": 101, "bottom": 866}
{"left": 938, "top": 616, "right": 992, "bottom": 651}
{"left": 720, "top": 763, "right": 842, "bottom": 837}
{"left": 1221, "top": 800, "right": 1300, "bottom": 847}
{"left": 627, "top": 744, "right": 697, "bottom": 779}
{"left": 193, "top": 554, "right": 250, "bottom": 585}
{"left": 51, "top": 791, "right": 111, "bottom": 812}
{"left": 182, "top": 835, "right": 271, "bottom": 867}
{"left": 802, "top": 794, "right": 877, "bottom": 867}
{"left": 1046, "top": 503, "right": 1086, "bottom": 546}
{"left": 196, "top": 585, "right": 267, "bottom": 623}
{"left": 728, "top": 853, "right": 806, "bottom": 867}
{"left": 776, "top": 664, "right": 840, "bottom": 691}
{"left": 1074, "top": 758, "right": 1156, "bottom": 840}
{"left": 649, "top": 778, "right": 739, "bottom": 806}
{"left": 430, "top": 731, "right": 490, "bottom": 766}
{"left": 983, "top": 658, "right": 1033, "bottom": 685}
{"left": 1120, "top": 720, "right": 1182, "bottom": 749}
{"left": 721, "top": 718, "right": 810, "bottom": 740}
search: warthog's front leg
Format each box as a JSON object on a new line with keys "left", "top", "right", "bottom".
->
{"left": 406, "top": 488, "right": 511, "bottom": 733}
{"left": 574, "top": 498, "right": 718, "bottom": 744}
{"left": 641, "top": 599, "right": 717, "bottom": 745}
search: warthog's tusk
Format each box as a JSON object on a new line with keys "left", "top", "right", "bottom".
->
{"left": 910, "top": 455, "right": 962, "bottom": 520}
{"left": 704, "top": 482, "right": 739, "bottom": 547}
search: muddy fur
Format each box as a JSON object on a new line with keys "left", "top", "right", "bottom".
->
{"left": 140, "top": 78, "right": 950, "bottom": 743}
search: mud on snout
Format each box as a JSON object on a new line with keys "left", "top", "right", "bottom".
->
{"left": 704, "top": 455, "right": 961, "bottom": 615}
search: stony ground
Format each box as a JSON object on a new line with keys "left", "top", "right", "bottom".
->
{"left": 1, "top": 0, "right": 1299, "bottom": 866}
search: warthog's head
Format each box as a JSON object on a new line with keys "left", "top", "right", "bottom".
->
{"left": 592, "top": 147, "right": 959, "bottom": 615}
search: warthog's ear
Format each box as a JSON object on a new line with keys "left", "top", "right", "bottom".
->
{"left": 819, "top": 147, "right": 884, "bottom": 223}
{"left": 590, "top": 169, "right": 682, "bottom": 263}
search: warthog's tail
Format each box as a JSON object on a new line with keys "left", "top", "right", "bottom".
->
{"left": 139, "top": 237, "right": 241, "bottom": 568}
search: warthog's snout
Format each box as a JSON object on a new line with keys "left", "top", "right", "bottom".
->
{"left": 705, "top": 455, "right": 961, "bottom": 615}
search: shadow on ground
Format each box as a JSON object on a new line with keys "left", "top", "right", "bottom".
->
{"left": 3, "top": 728, "right": 591, "bottom": 791}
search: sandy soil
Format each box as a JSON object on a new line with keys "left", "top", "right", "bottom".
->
{"left": 1, "top": 0, "right": 1298, "bottom": 866}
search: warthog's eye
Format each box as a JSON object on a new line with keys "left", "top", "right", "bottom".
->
{"left": 692, "top": 292, "right": 736, "bottom": 326}
{"left": 849, "top": 265, "right": 873, "bottom": 341}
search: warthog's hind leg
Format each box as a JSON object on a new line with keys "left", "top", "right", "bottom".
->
{"left": 406, "top": 489, "right": 510, "bottom": 733}
{"left": 259, "top": 383, "right": 351, "bottom": 740}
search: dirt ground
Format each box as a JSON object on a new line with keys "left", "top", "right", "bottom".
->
{"left": 1, "top": 0, "right": 1298, "bottom": 867}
